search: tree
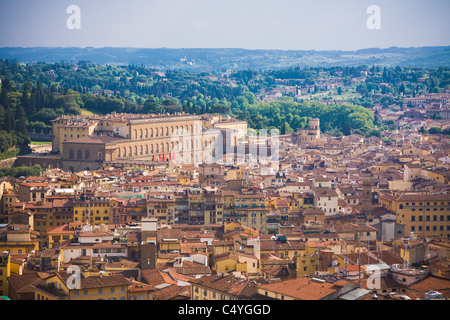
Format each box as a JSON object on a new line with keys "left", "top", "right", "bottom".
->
{"left": 143, "top": 96, "right": 163, "bottom": 114}
{"left": 4, "top": 108, "right": 15, "bottom": 132}
{"left": 21, "top": 81, "right": 31, "bottom": 113}
{"left": 210, "top": 104, "right": 231, "bottom": 114}
{"left": 428, "top": 127, "right": 442, "bottom": 134}
{"left": 343, "top": 121, "right": 351, "bottom": 136}
{"left": 15, "top": 105, "right": 27, "bottom": 135}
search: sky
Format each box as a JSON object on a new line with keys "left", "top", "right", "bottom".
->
{"left": 0, "top": 0, "right": 449, "bottom": 51}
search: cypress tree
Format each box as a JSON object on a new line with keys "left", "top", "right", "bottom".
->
{"left": 15, "top": 105, "right": 28, "bottom": 135}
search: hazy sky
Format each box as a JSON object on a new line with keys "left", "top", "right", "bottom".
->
{"left": 0, "top": 0, "right": 449, "bottom": 50}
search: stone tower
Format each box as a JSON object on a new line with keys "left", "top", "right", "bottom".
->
{"left": 295, "top": 118, "right": 321, "bottom": 143}
{"left": 308, "top": 118, "right": 320, "bottom": 140}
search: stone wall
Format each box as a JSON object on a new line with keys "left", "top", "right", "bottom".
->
{"left": 0, "top": 157, "right": 17, "bottom": 169}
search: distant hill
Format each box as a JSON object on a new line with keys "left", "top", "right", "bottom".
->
{"left": 0, "top": 46, "right": 449, "bottom": 71}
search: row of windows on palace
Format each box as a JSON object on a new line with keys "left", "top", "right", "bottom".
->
{"left": 131, "top": 125, "right": 201, "bottom": 139}
{"left": 64, "top": 125, "right": 198, "bottom": 138}
{"left": 411, "top": 225, "right": 450, "bottom": 232}
{"left": 406, "top": 214, "right": 450, "bottom": 222}
{"left": 67, "top": 138, "right": 218, "bottom": 160}
{"left": 398, "top": 201, "right": 450, "bottom": 208}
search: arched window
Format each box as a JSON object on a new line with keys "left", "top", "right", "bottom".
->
{"left": 399, "top": 204, "right": 404, "bottom": 209}
{"left": 77, "top": 150, "right": 82, "bottom": 160}
{"left": 140, "top": 145, "right": 143, "bottom": 155}
{"left": 145, "top": 128, "right": 148, "bottom": 138}
{"left": 156, "top": 144, "right": 159, "bottom": 153}
{"left": 123, "top": 147, "right": 126, "bottom": 157}
{"left": 151, "top": 145, "right": 154, "bottom": 154}
{"left": 161, "top": 127, "right": 164, "bottom": 137}
{"left": 150, "top": 128, "right": 153, "bottom": 137}
{"left": 85, "top": 150, "right": 90, "bottom": 160}
{"left": 69, "top": 150, "right": 74, "bottom": 160}
{"left": 129, "top": 147, "right": 132, "bottom": 157}
{"left": 139, "top": 129, "right": 143, "bottom": 139}
{"left": 165, "top": 127, "right": 169, "bottom": 135}
{"left": 134, "top": 146, "right": 138, "bottom": 155}
{"left": 145, "top": 145, "right": 149, "bottom": 155}
{"left": 134, "top": 129, "right": 137, "bottom": 139}
{"left": 161, "top": 143, "right": 164, "bottom": 153}
{"left": 155, "top": 128, "right": 158, "bottom": 137}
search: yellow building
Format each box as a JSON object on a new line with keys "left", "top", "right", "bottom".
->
{"left": 223, "top": 192, "right": 269, "bottom": 233}
{"left": 177, "top": 174, "right": 191, "bottom": 186}
{"left": 259, "top": 238, "right": 306, "bottom": 261}
{"left": 33, "top": 272, "right": 130, "bottom": 300}
{"left": 212, "top": 240, "right": 234, "bottom": 257}
{"left": 147, "top": 195, "right": 176, "bottom": 225}
{"left": 213, "top": 251, "right": 259, "bottom": 275}
{"left": 402, "top": 146, "right": 429, "bottom": 157}
{"left": 52, "top": 116, "right": 99, "bottom": 154}
{"left": 223, "top": 222, "right": 260, "bottom": 238}
{"left": 73, "top": 195, "right": 110, "bottom": 225}
{"left": 224, "top": 168, "right": 245, "bottom": 181}
{"left": 214, "top": 252, "right": 243, "bottom": 274}
{"left": 55, "top": 175, "right": 81, "bottom": 190}
{"left": 47, "top": 222, "right": 84, "bottom": 248}
{"left": 0, "top": 224, "right": 40, "bottom": 254}
{"left": 287, "top": 194, "right": 304, "bottom": 212}
{"left": 0, "top": 252, "right": 11, "bottom": 297}
{"left": 427, "top": 170, "right": 449, "bottom": 186}
{"left": 380, "top": 193, "right": 450, "bottom": 238}
{"left": 10, "top": 199, "right": 73, "bottom": 248}
{"left": 1, "top": 189, "right": 19, "bottom": 215}
{"left": 296, "top": 241, "right": 337, "bottom": 277}
{"left": 158, "top": 228, "right": 183, "bottom": 254}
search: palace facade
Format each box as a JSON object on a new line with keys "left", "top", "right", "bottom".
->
{"left": 51, "top": 113, "right": 247, "bottom": 172}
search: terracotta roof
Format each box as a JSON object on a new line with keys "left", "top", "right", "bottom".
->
{"left": 152, "top": 283, "right": 190, "bottom": 300}
{"left": 128, "top": 280, "right": 156, "bottom": 293}
{"left": 406, "top": 275, "right": 450, "bottom": 294}
{"left": 141, "top": 269, "right": 166, "bottom": 287}
{"left": 332, "top": 223, "right": 377, "bottom": 233}
{"left": 190, "top": 274, "right": 269, "bottom": 298}
{"left": 259, "top": 239, "right": 306, "bottom": 251}
{"left": 55, "top": 272, "right": 130, "bottom": 289}
{"left": 258, "top": 277, "right": 352, "bottom": 300}
{"left": 8, "top": 272, "right": 52, "bottom": 294}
